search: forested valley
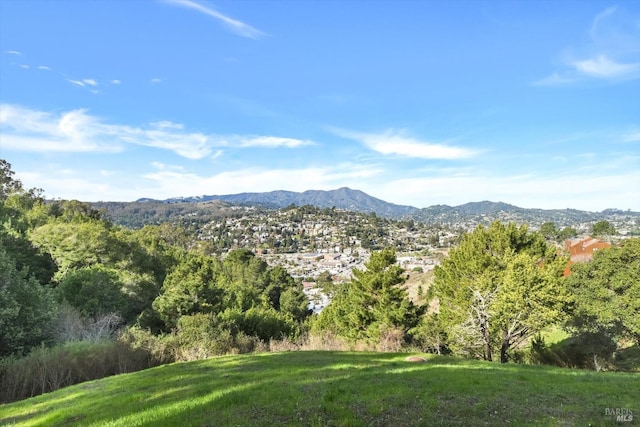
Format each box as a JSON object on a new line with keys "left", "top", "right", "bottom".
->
{"left": 1, "top": 159, "right": 638, "bottom": 404}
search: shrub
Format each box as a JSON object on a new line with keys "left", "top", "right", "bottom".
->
{"left": 377, "top": 325, "right": 405, "bottom": 352}
{"left": 219, "top": 307, "right": 299, "bottom": 342}
{"left": 118, "top": 326, "right": 176, "bottom": 366}
{"left": 529, "top": 332, "right": 617, "bottom": 371}
{"left": 173, "top": 313, "right": 266, "bottom": 361}
{"left": 0, "top": 339, "right": 154, "bottom": 403}
{"left": 409, "top": 314, "right": 450, "bottom": 355}
{"left": 52, "top": 306, "right": 123, "bottom": 343}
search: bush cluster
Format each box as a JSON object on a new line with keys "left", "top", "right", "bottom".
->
{"left": 0, "top": 339, "right": 157, "bottom": 403}
{"left": 529, "top": 332, "right": 617, "bottom": 371}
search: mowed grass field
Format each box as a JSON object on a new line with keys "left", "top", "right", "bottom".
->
{"left": 1, "top": 351, "right": 637, "bottom": 426}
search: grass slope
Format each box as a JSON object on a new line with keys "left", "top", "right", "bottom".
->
{"left": 1, "top": 351, "right": 637, "bottom": 426}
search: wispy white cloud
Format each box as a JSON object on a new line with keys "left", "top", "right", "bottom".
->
{"left": 67, "top": 79, "right": 85, "bottom": 87}
{"left": 0, "top": 104, "right": 315, "bottom": 159}
{"left": 533, "top": 72, "right": 576, "bottom": 87}
{"left": 150, "top": 78, "right": 163, "bottom": 84}
{"left": 572, "top": 55, "right": 640, "bottom": 79}
{"left": 236, "top": 136, "right": 314, "bottom": 148}
{"left": 536, "top": 7, "right": 640, "bottom": 85}
{"left": 151, "top": 120, "right": 184, "bottom": 130}
{"left": 20, "top": 64, "right": 30, "bottom": 69}
{"left": 5, "top": 50, "right": 22, "bottom": 56}
{"left": 0, "top": 105, "right": 122, "bottom": 153}
{"left": 67, "top": 78, "right": 100, "bottom": 88}
{"left": 335, "top": 129, "right": 478, "bottom": 160}
{"left": 121, "top": 126, "right": 212, "bottom": 159}
{"left": 622, "top": 132, "right": 640, "bottom": 143}
{"left": 162, "top": 0, "right": 266, "bottom": 39}
{"left": 590, "top": 6, "right": 617, "bottom": 39}
{"left": 37, "top": 65, "right": 51, "bottom": 71}
{"left": 110, "top": 79, "right": 121, "bottom": 85}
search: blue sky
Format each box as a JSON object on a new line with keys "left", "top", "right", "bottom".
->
{"left": 1, "top": 0, "right": 639, "bottom": 211}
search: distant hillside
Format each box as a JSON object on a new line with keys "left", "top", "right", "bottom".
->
{"left": 91, "top": 200, "right": 254, "bottom": 229}
{"left": 139, "top": 187, "right": 419, "bottom": 218}
{"left": 412, "top": 201, "right": 640, "bottom": 227}
{"left": 95, "top": 187, "right": 640, "bottom": 230}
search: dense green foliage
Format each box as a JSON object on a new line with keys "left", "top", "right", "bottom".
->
{"left": 433, "top": 222, "right": 569, "bottom": 363}
{"left": 539, "top": 221, "right": 578, "bottom": 242}
{"left": 591, "top": 220, "right": 616, "bottom": 237}
{"left": 314, "top": 248, "right": 422, "bottom": 344}
{"left": 0, "top": 160, "right": 309, "bottom": 389}
{"left": 566, "top": 237, "right": 640, "bottom": 345}
{"left": 0, "top": 242, "right": 56, "bottom": 357}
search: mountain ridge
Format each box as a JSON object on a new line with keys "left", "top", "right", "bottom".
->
{"left": 136, "top": 187, "right": 632, "bottom": 217}
{"left": 137, "top": 187, "right": 419, "bottom": 217}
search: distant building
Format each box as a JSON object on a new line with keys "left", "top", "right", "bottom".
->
{"left": 563, "top": 237, "right": 611, "bottom": 276}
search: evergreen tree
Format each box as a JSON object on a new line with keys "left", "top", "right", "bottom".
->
{"left": 433, "top": 221, "right": 568, "bottom": 362}
{"left": 539, "top": 222, "right": 558, "bottom": 241}
{"left": 152, "top": 252, "right": 223, "bottom": 328}
{"left": 315, "top": 248, "right": 422, "bottom": 342}
{"left": 591, "top": 220, "right": 616, "bottom": 237}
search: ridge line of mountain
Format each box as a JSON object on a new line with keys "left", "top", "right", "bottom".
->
{"left": 133, "top": 186, "right": 635, "bottom": 217}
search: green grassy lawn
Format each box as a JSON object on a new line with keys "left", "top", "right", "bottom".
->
{"left": 1, "top": 351, "right": 637, "bottom": 426}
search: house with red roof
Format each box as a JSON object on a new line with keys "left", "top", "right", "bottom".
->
{"left": 563, "top": 237, "right": 611, "bottom": 276}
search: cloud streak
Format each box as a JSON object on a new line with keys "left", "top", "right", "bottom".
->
{"left": 590, "top": 6, "right": 617, "bottom": 39}
{"left": 236, "top": 136, "right": 314, "bottom": 148}
{"left": 572, "top": 55, "right": 640, "bottom": 79}
{"left": 8, "top": 52, "right": 118, "bottom": 92}
{"left": 0, "top": 105, "right": 122, "bottom": 153}
{"left": 0, "top": 104, "right": 315, "bottom": 159}
{"left": 163, "top": 0, "right": 266, "bottom": 39}
{"left": 536, "top": 6, "right": 640, "bottom": 85}
{"left": 335, "top": 129, "right": 478, "bottom": 160}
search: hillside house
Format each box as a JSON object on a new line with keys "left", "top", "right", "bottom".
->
{"left": 563, "top": 236, "right": 611, "bottom": 275}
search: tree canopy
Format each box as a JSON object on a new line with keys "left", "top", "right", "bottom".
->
{"left": 433, "top": 221, "right": 568, "bottom": 362}
{"left": 591, "top": 220, "right": 616, "bottom": 237}
{"left": 314, "top": 248, "right": 422, "bottom": 342}
{"left": 566, "top": 238, "right": 640, "bottom": 345}
{"left": 0, "top": 239, "right": 57, "bottom": 356}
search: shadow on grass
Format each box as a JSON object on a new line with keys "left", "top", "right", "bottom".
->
{"left": 612, "top": 344, "right": 640, "bottom": 372}
{"left": 1, "top": 351, "right": 638, "bottom": 426}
